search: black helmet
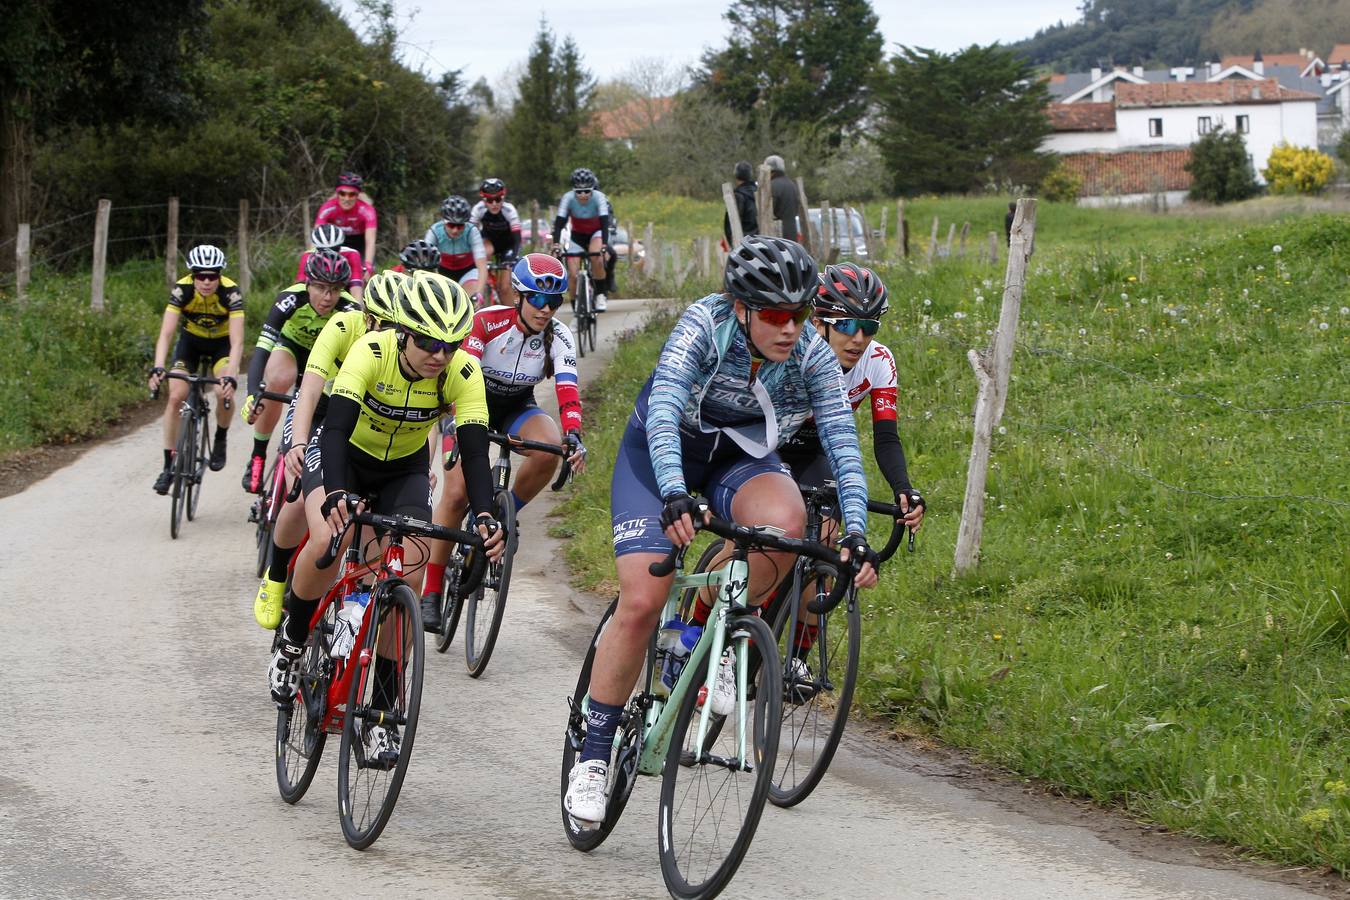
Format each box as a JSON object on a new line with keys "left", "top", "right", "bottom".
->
{"left": 570, "top": 167, "right": 598, "bottom": 190}
{"left": 816, "top": 263, "right": 889, "bottom": 319}
{"left": 304, "top": 247, "right": 351, "bottom": 285}
{"left": 399, "top": 239, "right": 439, "bottom": 271}
{"left": 479, "top": 177, "right": 506, "bottom": 198}
{"left": 723, "top": 236, "right": 818, "bottom": 308}
{"left": 336, "top": 171, "right": 363, "bottom": 189}
{"left": 440, "top": 195, "right": 471, "bottom": 224}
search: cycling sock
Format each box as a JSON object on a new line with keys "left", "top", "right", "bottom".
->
{"left": 690, "top": 596, "right": 712, "bottom": 626}
{"left": 268, "top": 543, "right": 295, "bottom": 583}
{"left": 251, "top": 436, "right": 269, "bottom": 459}
{"left": 511, "top": 490, "right": 525, "bottom": 512}
{"left": 214, "top": 425, "right": 228, "bottom": 446}
{"left": 424, "top": 562, "right": 445, "bottom": 594}
{"left": 163, "top": 448, "right": 174, "bottom": 469}
{"left": 793, "top": 621, "right": 819, "bottom": 660}
{"left": 579, "top": 699, "right": 623, "bottom": 765}
{"left": 281, "top": 591, "right": 319, "bottom": 646}
{"left": 372, "top": 655, "right": 398, "bottom": 714}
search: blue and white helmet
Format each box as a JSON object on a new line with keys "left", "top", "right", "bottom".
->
{"left": 511, "top": 253, "right": 568, "bottom": 296}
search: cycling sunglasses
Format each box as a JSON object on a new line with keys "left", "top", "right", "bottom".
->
{"left": 192, "top": 271, "right": 221, "bottom": 281}
{"left": 821, "top": 317, "right": 880, "bottom": 337}
{"left": 575, "top": 189, "right": 593, "bottom": 196}
{"left": 754, "top": 305, "right": 812, "bottom": 327}
{"left": 522, "top": 292, "right": 565, "bottom": 311}
{"left": 484, "top": 197, "right": 504, "bottom": 203}
{"left": 404, "top": 329, "right": 461, "bottom": 355}
{"left": 336, "top": 189, "right": 359, "bottom": 198}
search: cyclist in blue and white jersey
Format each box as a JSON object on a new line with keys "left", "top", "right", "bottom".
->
{"left": 425, "top": 195, "right": 489, "bottom": 305}
{"left": 551, "top": 167, "right": 610, "bottom": 312}
{"left": 562, "top": 235, "right": 881, "bottom": 827}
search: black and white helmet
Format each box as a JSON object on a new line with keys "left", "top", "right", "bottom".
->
{"left": 310, "top": 224, "right": 345, "bottom": 250}
{"left": 570, "top": 168, "right": 598, "bottom": 190}
{"left": 723, "top": 236, "right": 818, "bottom": 308}
{"left": 399, "top": 239, "right": 439, "bottom": 271}
{"left": 440, "top": 195, "right": 471, "bottom": 224}
{"left": 816, "top": 263, "right": 889, "bottom": 319}
{"left": 187, "top": 244, "right": 226, "bottom": 271}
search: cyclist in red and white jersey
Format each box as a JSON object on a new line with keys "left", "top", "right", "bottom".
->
{"left": 295, "top": 224, "right": 365, "bottom": 299}
{"left": 313, "top": 171, "right": 377, "bottom": 278}
{"left": 551, "top": 167, "right": 610, "bottom": 311}
{"left": 420, "top": 252, "right": 587, "bottom": 628}
{"left": 471, "top": 177, "right": 522, "bottom": 304}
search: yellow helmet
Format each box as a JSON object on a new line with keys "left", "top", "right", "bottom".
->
{"left": 361, "top": 270, "right": 403, "bottom": 323}
{"left": 400, "top": 270, "right": 474, "bottom": 344}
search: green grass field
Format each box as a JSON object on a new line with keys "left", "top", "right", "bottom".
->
{"left": 557, "top": 206, "right": 1350, "bottom": 872}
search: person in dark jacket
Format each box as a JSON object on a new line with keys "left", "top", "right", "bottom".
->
{"left": 722, "top": 161, "right": 760, "bottom": 245}
{"left": 765, "top": 154, "right": 802, "bottom": 241}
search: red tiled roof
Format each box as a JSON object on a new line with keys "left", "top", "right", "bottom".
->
{"left": 1115, "top": 78, "right": 1320, "bottom": 108}
{"left": 1328, "top": 43, "right": 1350, "bottom": 65}
{"left": 589, "top": 96, "right": 674, "bottom": 140}
{"left": 1220, "top": 52, "right": 1314, "bottom": 70}
{"left": 1047, "top": 102, "right": 1116, "bottom": 131}
{"left": 1059, "top": 149, "right": 1193, "bottom": 195}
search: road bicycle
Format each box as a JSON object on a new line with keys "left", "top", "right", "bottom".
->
{"left": 154, "top": 370, "right": 229, "bottom": 539}
{"left": 683, "top": 483, "right": 915, "bottom": 808}
{"left": 560, "top": 504, "right": 860, "bottom": 899}
{"left": 245, "top": 385, "right": 299, "bottom": 577}
{"left": 557, "top": 248, "right": 599, "bottom": 357}
{"left": 274, "top": 503, "right": 486, "bottom": 849}
{"left": 434, "top": 431, "right": 571, "bottom": 677}
{"left": 482, "top": 257, "right": 515, "bottom": 307}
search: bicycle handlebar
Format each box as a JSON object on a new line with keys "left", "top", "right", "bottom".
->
{"left": 246, "top": 382, "right": 296, "bottom": 425}
{"left": 801, "top": 483, "right": 925, "bottom": 560}
{"left": 486, "top": 431, "right": 573, "bottom": 491}
{"left": 151, "top": 370, "right": 232, "bottom": 410}
{"left": 317, "top": 504, "right": 488, "bottom": 594}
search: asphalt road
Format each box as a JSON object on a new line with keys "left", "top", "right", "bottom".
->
{"left": 0, "top": 299, "right": 1325, "bottom": 899}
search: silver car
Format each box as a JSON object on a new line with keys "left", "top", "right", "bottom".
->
{"left": 805, "top": 207, "right": 868, "bottom": 258}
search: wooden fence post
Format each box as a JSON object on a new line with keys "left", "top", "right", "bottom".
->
{"left": 795, "top": 177, "right": 813, "bottom": 254}
{"left": 721, "top": 182, "right": 744, "bottom": 247}
{"left": 16, "top": 224, "right": 31, "bottom": 302}
{"left": 395, "top": 213, "right": 409, "bottom": 251}
{"left": 756, "top": 165, "right": 777, "bottom": 238}
{"left": 165, "top": 197, "right": 179, "bottom": 294}
{"left": 302, "top": 198, "right": 311, "bottom": 242}
{"left": 878, "top": 206, "right": 889, "bottom": 251}
{"left": 897, "top": 200, "right": 908, "bottom": 258}
{"left": 699, "top": 237, "right": 710, "bottom": 279}
{"left": 643, "top": 222, "right": 654, "bottom": 274}
{"left": 958, "top": 221, "right": 970, "bottom": 258}
{"left": 626, "top": 220, "right": 636, "bottom": 268}
{"left": 987, "top": 231, "right": 998, "bottom": 264}
{"left": 953, "top": 198, "right": 1037, "bottom": 576}
{"left": 91, "top": 199, "right": 111, "bottom": 311}
{"left": 926, "top": 217, "right": 938, "bottom": 264}
{"left": 859, "top": 204, "right": 876, "bottom": 260}
{"left": 237, "top": 199, "right": 251, "bottom": 297}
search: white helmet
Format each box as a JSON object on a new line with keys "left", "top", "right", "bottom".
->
{"left": 187, "top": 244, "right": 227, "bottom": 271}
{"left": 311, "top": 224, "right": 344, "bottom": 250}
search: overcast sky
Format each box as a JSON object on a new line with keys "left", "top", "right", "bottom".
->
{"left": 334, "top": 0, "right": 1085, "bottom": 88}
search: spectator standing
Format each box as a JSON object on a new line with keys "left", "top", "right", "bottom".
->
{"left": 314, "top": 171, "right": 378, "bottom": 278}
{"left": 722, "top": 160, "right": 759, "bottom": 247}
{"left": 1005, "top": 202, "right": 1016, "bottom": 246}
{"left": 764, "top": 154, "right": 802, "bottom": 242}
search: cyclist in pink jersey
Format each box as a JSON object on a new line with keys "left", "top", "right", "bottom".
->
{"left": 313, "top": 171, "right": 377, "bottom": 278}
{"left": 295, "top": 224, "right": 365, "bottom": 299}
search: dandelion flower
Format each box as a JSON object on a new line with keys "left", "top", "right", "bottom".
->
{"left": 953, "top": 311, "right": 966, "bottom": 319}
{"left": 1078, "top": 328, "right": 1086, "bottom": 336}
{"left": 923, "top": 298, "right": 932, "bottom": 307}
{"left": 1120, "top": 293, "right": 1129, "bottom": 301}
{"left": 1273, "top": 244, "right": 1282, "bottom": 253}
{"left": 1341, "top": 307, "right": 1349, "bottom": 315}
{"left": 998, "top": 426, "right": 1007, "bottom": 435}
{"left": 1320, "top": 322, "right": 1329, "bottom": 331}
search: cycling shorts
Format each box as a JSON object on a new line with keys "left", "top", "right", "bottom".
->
{"left": 441, "top": 397, "right": 547, "bottom": 470}
{"left": 438, "top": 265, "right": 480, "bottom": 287}
{"left": 277, "top": 391, "right": 329, "bottom": 457}
{"left": 301, "top": 424, "right": 432, "bottom": 519}
{"left": 170, "top": 332, "right": 230, "bottom": 375}
{"left": 610, "top": 417, "right": 791, "bottom": 557}
{"left": 567, "top": 231, "right": 601, "bottom": 256}
{"left": 480, "top": 229, "right": 517, "bottom": 260}
{"left": 271, "top": 333, "right": 312, "bottom": 372}
{"left": 342, "top": 232, "right": 365, "bottom": 256}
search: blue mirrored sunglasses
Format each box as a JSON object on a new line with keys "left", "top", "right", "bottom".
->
{"left": 821, "top": 317, "right": 880, "bottom": 337}
{"left": 522, "top": 292, "right": 564, "bottom": 310}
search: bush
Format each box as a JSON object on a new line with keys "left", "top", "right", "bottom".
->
{"left": 1185, "top": 126, "right": 1258, "bottom": 204}
{"left": 1262, "top": 142, "right": 1336, "bottom": 195}
{"left": 1039, "top": 163, "right": 1083, "bottom": 203}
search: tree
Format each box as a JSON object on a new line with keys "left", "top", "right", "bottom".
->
{"left": 1185, "top": 126, "right": 1257, "bottom": 203}
{"left": 699, "top": 0, "right": 884, "bottom": 142}
{"left": 875, "top": 45, "right": 1054, "bottom": 196}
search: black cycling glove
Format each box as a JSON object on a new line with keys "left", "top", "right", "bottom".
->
{"left": 659, "top": 492, "right": 701, "bottom": 532}
{"left": 838, "top": 531, "right": 879, "bottom": 572}
{"left": 897, "top": 488, "right": 925, "bottom": 515}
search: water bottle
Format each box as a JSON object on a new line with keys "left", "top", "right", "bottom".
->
{"left": 330, "top": 590, "right": 371, "bottom": 659}
{"left": 659, "top": 621, "right": 703, "bottom": 695}
{"left": 653, "top": 619, "right": 682, "bottom": 698}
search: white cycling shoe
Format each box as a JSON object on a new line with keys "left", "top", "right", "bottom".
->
{"left": 710, "top": 649, "right": 737, "bottom": 716}
{"left": 594, "top": 293, "right": 608, "bottom": 312}
{"left": 564, "top": 760, "right": 609, "bottom": 828}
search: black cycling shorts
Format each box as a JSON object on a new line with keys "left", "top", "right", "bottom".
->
{"left": 272, "top": 333, "right": 312, "bottom": 373}
{"left": 301, "top": 425, "right": 432, "bottom": 519}
{"left": 170, "top": 332, "right": 230, "bottom": 374}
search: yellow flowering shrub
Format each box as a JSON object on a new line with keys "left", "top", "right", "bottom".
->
{"left": 1262, "top": 143, "right": 1335, "bottom": 195}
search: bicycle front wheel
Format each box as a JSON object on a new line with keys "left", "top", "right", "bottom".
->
{"left": 276, "top": 606, "right": 334, "bottom": 803}
{"left": 575, "top": 283, "right": 591, "bottom": 359}
{"left": 337, "top": 582, "right": 424, "bottom": 850}
{"left": 254, "top": 458, "right": 281, "bottom": 578}
{"left": 464, "top": 491, "right": 515, "bottom": 677}
{"left": 768, "top": 573, "right": 860, "bottom": 808}
{"left": 659, "top": 612, "right": 781, "bottom": 900}
{"left": 169, "top": 415, "right": 192, "bottom": 539}
{"left": 187, "top": 402, "right": 209, "bottom": 520}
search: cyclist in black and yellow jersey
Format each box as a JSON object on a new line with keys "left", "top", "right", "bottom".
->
{"left": 148, "top": 244, "right": 244, "bottom": 494}
{"left": 252, "top": 270, "right": 405, "bottom": 630}
{"left": 240, "top": 249, "right": 358, "bottom": 494}
{"left": 268, "top": 271, "right": 506, "bottom": 735}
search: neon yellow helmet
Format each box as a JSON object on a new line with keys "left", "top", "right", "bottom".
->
{"left": 400, "top": 270, "right": 474, "bottom": 344}
{"left": 361, "top": 270, "right": 402, "bottom": 324}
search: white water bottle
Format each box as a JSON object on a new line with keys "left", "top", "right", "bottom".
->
{"left": 330, "top": 590, "right": 371, "bottom": 659}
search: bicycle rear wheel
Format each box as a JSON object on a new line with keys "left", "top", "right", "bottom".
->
{"left": 560, "top": 597, "right": 646, "bottom": 852}
{"left": 337, "top": 582, "right": 424, "bottom": 850}
{"left": 433, "top": 550, "right": 464, "bottom": 654}
{"left": 187, "top": 402, "right": 209, "bottom": 521}
{"left": 464, "top": 491, "right": 515, "bottom": 677}
{"left": 276, "top": 605, "right": 335, "bottom": 803}
{"left": 254, "top": 457, "right": 281, "bottom": 578}
{"left": 659, "top": 613, "right": 781, "bottom": 900}
{"left": 768, "top": 571, "right": 860, "bottom": 808}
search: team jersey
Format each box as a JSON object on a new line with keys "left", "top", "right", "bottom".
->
{"left": 332, "top": 328, "right": 488, "bottom": 462}
{"left": 554, "top": 189, "right": 610, "bottom": 235}
{"left": 314, "top": 196, "right": 378, "bottom": 238}
{"left": 781, "top": 340, "right": 899, "bottom": 456}
{"left": 424, "top": 220, "right": 486, "bottom": 272}
{"left": 470, "top": 200, "right": 522, "bottom": 237}
{"left": 295, "top": 248, "right": 366, "bottom": 287}
{"left": 642, "top": 293, "right": 869, "bottom": 534}
{"left": 305, "top": 310, "right": 369, "bottom": 391}
{"left": 464, "top": 305, "right": 582, "bottom": 433}
{"left": 167, "top": 274, "right": 244, "bottom": 339}
{"left": 256, "top": 284, "right": 359, "bottom": 354}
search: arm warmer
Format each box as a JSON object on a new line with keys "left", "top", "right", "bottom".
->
{"left": 551, "top": 215, "right": 568, "bottom": 245}
{"left": 598, "top": 214, "right": 610, "bottom": 242}
{"left": 246, "top": 346, "right": 269, "bottom": 397}
{"left": 872, "top": 418, "right": 913, "bottom": 495}
{"left": 320, "top": 394, "right": 360, "bottom": 495}
{"left": 456, "top": 422, "right": 494, "bottom": 516}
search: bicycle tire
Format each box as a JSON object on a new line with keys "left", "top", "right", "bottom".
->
{"left": 169, "top": 411, "right": 192, "bottom": 539}
{"left": 464, "top": 491, "right": 515, "bottom": 677}
{"left": 187, "top": 400, "right": 209, "bottom": 521}
{"left": 275, "top": 606, "right": 334, "bottom": 803}
{"left": 254, "top": 457, "right": 281, "bottom": 578}
{"left": 337, "top": 582, "right": 424, "bottom": 850}
{"left": 586, "top": 298, "right": 598, "bottom": 353}
{"left": 560, "top": 597, "right": 645, "bottom": 852}
{"left": 658, "top": 612, "right": 781, "bottom": 900}
{"left": 575, "top": 280, "right": 591, "bottom": 359}
{"left": 433, "top": 556, "right": 462, "bottom": 654}
{"left": 768, "top": 570, "right": 860, "bottom": 808}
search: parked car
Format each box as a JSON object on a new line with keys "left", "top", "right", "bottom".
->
{"left": 610, "top": 224, "right": 645, "bottom": 263}
{"left": 805, "top": 206, "right": 868, "bottom": 259}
